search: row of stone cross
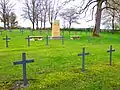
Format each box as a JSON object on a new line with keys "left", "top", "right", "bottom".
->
{"left": 12, "top": 45, "right": 115, "bottom": 87}
{"left": 3, "top": 35, "right": 64, "bottom": 48}
{"left": 78, "top": 45, "right": 115, "bottom": 72}
{"left": 0, "top": 30, "right": 12, "bottom": 34}
{"left": 0, "top": 29, "right": 47, "bottom": 35}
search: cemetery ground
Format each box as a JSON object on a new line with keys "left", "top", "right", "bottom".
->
{"left": 0, "top": 30, "right": 120, "bottom": 90}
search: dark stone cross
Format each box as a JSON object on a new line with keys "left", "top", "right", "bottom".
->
{"left": 25, "top": 35, "right": 31, "bottom": 47}
{"left": 62, "top": 30, "right": 65, "bottom": 45}
{"left": 9, "top": 29, "right": 12, "bottom": 32}
{"left": 108, "top": 36, "right": 112, "bottom": 40}
{"left": 3, "top": 35, "right": 11, "bottom": 48}
{"left": 88, "top": 36, "right": 91, "bottom": 43}
{"left": 46, "top": 35, "right": 48, "bottom": 45}
{"left": 99, "top": 36, "right": 102, "bottom": 44}
{"left": 61, "top": 36, "right": 64, "bottom": 45}
{"left": 62, "top": 29, "right": 64, "bottom": 36}
{"left": 39, "top": 29, "right": 42, "bottom": 34}
{"left": 107, "top": 45, "right": 115, "bottom": 66}
{"left": 20, "top": 29, "right": 24, "bottom": 34}
{"left": 47, "top": 29, "right": 49, "bottom": 35}
{"left": 80, "top": 30, "right": 82, "bottom": 35}
{"left": 78, "top": 48, "right": 89, "bottom": 72}
{"left": 13, "top": 53, "right": 34, "bottom": 86}
{"left": 85, "top": 28, "right": 88, "bottom": 34}
{"left": 30, "top": 29, "right": 33, "bottom": 35}
{"left": 0, "top": 30, "right": 2, "bottom": 35}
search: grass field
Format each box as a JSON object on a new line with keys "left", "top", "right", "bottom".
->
{"left": 0, "top": 29, "right": 120, "bottom": 90}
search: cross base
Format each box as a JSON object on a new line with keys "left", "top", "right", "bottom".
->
{"left": 20, "top": 84, "right": 29, "bottom": 88}
{"left": 49, "top": 36, "right": 63, "bottom": 39}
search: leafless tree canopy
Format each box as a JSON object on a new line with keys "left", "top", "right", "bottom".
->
{"left": 79, "top": 0, "right": 120, "bottom": 36}
{"left": 22, "top": 0, "right": 75, "bottom": 30}
{"left": 0, "top": 0, "right": 15, "bottom": 30}
{"left": 60, "top": 7, "right": 80, "bottom": 28}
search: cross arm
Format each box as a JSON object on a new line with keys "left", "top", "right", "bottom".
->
{"left": 26, "top": 60, "right": 34, "bottom": 63}
{"left": 13, "top": 61, "right": 23, "bottom": 65}
{"left": 3, "top": 38, "right": 11, "bottom": 40}
{"left": 107, "top": 50, "right": 115, "bottom": 52}
{"left": 25, "top": 37, "right": 32, "bottom": 39}
{"left": 78, "top": 52, "right": 89, "bottom": 56}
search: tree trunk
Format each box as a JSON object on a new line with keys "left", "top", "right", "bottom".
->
{"left": 112, "top": 11, "right": 115, "bottom": 34}
{"left": 50, "top": 16, "right": 53, "bottom": 29}
{"left": 40, "top": 19, "right": 42, "bottom": 30}
{"left": 32, "top": 0, "right": 35, "bottom": 30}
{"left": 4, "top": 21, "right": 6, "bottom": 30}
{"left": 3, "top": 4, "right": 6, "bottom": 30}
{"left": 7, "top": 22, "right": 10, "bottom": 29}
{"left": 44, "top": 21, "right": 46, "bottom": 29}
{"left": 93, "top": 1, "right": 102, "bottom": 37}
{"left": 43, "top": 11, "right": 47, "bottom": 29}
{"left": 32, "top": 22, "right": 35, "bottom": 31}
{"left": 7, "top": 17, "right": 10, "bottom": 29}
{"left": 50, "top": 22, "right": 52, "bottom": 29}
{"left": 3, "top": 13, "right": 6, "bottom": 30}
{"left": 32, "top": 15, "right": 35, "bottom": 30}
{"left": 43, "top": 17, "right": 46, "bottom": 29}
{"left": 36, "top": 22, "right": 38, "bottom": 30}
{"left": 36, "top": 17, "right": 39, "bottom": 30}
{"left": 69, "top": 22, "right": 71, "bottom": 28}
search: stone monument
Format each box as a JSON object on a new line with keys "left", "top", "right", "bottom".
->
{"left": 52, "top": 20, "right": 60, "bottom": 38}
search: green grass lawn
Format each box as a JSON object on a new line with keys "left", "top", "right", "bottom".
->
{"left": 0, "top": 29, "right": 120, "bottom": 90}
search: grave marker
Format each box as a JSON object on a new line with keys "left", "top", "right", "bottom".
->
{"left": 50, "top": 20, "right": 62, "bottom": 39}
{"left": 62, "top": 29, "right": 64, "bottom": 36}
{"left": 107, "top": 45, "right": 115, "bottom": 66}
{"left": 78, "top": 48, "right": 89, "bottom": 72}
{"left": 39, "top": 29, "right": 42, "bottom": 34}
{"left": 30, "top": 29, "right": 33, "bottom": 35}
{"left": 46, "top": 35, "right": 48, "bottom": 45}
{"left": 108, "top": 35, "right": 113, "bottom": 41}
{"left": 80, "top": 30, "right": 82, "bottom": 35}
{"left": 0, "top": 30, "right": 2, "bottom": 35}
{"left": 52, "top": 20, "right": 60, "bottom": 37}
{"left": 13, "top": 53, "right": 34, "bottom": 86}
{"left": 9, "top": 29, "right": 12, "bottom": 32}
{"left": 85, "top": 28, "right": 88, "bottom": 34}
{"left": 47, "top": 29, "right": 49, "bottom": 35}
{"left": 20, "top": 29, "right": 24, "bottom": 34}
{"left": 25, "top": 35, "right": 31, "bottom": 47}
{"left": 61, "top": 36, "right": 64, "bottom": 45}
{"left": 100, "top": 36, "right": 102, "bottom": 44}
{"left": 3, "top": 35, "right": 11, "bottom": 48}
{"left": 88, "top": 36, "right": 91, "bottom": 43}
{"left": 19, "top": 28, "right": 22, "bottom": 32}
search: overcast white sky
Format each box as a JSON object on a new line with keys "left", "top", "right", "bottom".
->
{"left": 5, "top": 0, "right": 97, "bottom": 28}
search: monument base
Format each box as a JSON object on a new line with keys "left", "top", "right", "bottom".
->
{"left": 49, "top": 36, "right": 64, "bottom": 40}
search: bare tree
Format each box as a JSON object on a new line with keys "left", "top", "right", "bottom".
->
{"left": 48, "top": 0, "right": 60, "bottom": 29}
{"left": 0, "top": 0, "right": 14, "bottom": 30}
{"left": 79, "top": 0, "right": 120, "bottom": 37}
{"left": 22, "top": 0, "right": 39, "bottom": 30}
{"left": 9, "top": 12, "right": 18, "bottom": 28}
{"left": 42, "top": 0, "right": 49, "bottom": 29}
{"left": 38, "top": 0, "right": 44, "bottom": 29}
{"left": 34, "top": 0, "right": 39, "bottom": 30}
{"left": 102, "top": 9, "right": 120, "bottom": 33}
{"left": 60, "top": 7, "right": 80, "bottom": 28}
{"left": 48, "top": 0, "right": 75, "bottom": 29}
{"left": 22, "top": 0, "right": 75, "bottom": 30}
